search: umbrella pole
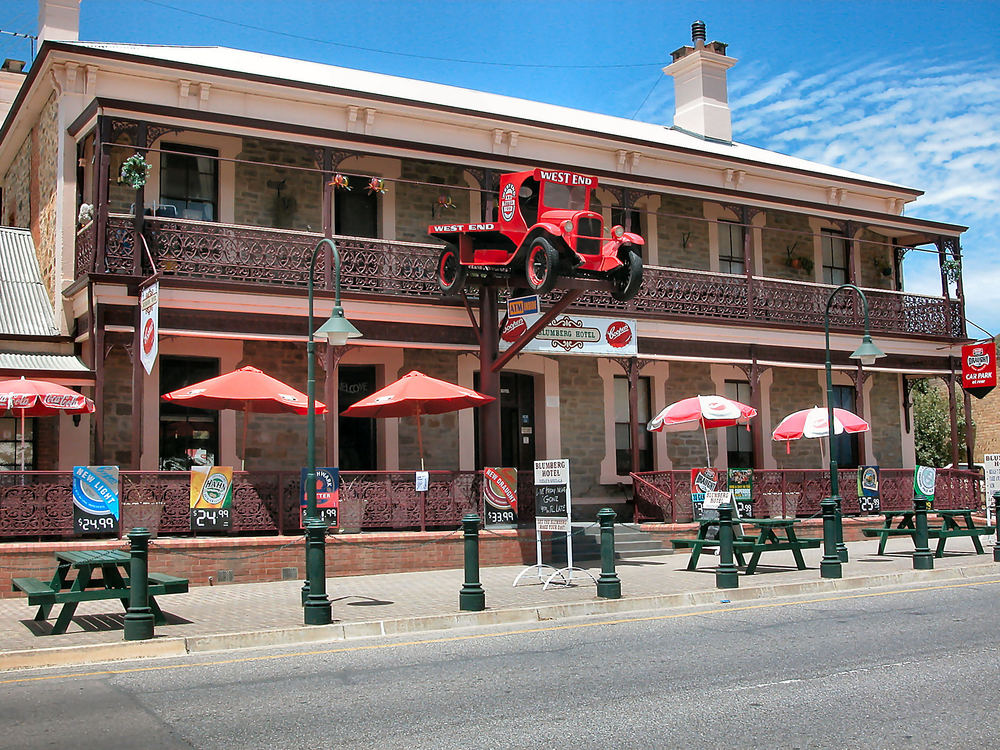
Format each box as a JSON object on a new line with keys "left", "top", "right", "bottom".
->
{"left": 416, "top": 413, "right": 425, "bottom": 471}
{"left": 19, "top": 408, "right": 25, "bottom": 472}
{"left": 702, "top": 421, "right": 711, "bottom": 467}
{"left": 241, "top": 405, "right": 250, "bottom": 471}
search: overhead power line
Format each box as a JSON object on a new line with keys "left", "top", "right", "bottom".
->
{"left": 138, "top": 0, "right": 665, "bottom": 70}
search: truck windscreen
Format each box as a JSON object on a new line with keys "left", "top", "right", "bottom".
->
{"left": 544, "top": 184, "right": 588, "bottom": 211}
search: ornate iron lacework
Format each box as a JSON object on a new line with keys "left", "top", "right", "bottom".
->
{"left": 75, "top": 224, "right": 96, "bottom": 278}
{"left": 86, "top": 215, "right": 963, "bottom": 338}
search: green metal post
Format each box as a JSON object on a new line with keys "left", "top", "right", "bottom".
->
{"left": 460, "top": 513, "right": 486, "bottom": 611}
{"left": 912, "top": 495, "right": 934, "bottom": 570}
{"left": 993, "top": 492, "right": 1000, "bottom": 563}
{"left": 123, "top": 527, "right": 155, "bottom": 641}
{"left": 596, "top": 507, "right": 621, "bottom": 599}
{"left": 715, "top": 503, "right": 739, "bottom": 589}
{"left": 820, "top": 496, "right": 843, "bottom": 578}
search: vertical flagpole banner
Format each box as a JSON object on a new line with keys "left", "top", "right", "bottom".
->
{"left": 483, "top": 467, "right": 518, "bottom": 527}
{"left": 190, "top": 465, "right": 234, "bottom": 530}
{"left": 914, "top": 465, "right": 936, "bottom": 509}
{"left": 73, "top": 465, "right": 120, "bottom": 535}
{"left": 857, "top": 465, "right": 880, "bottom": 514}
{"left": 139, "top": 281, "right": 159, "bottom": 375}
{"left": 300, "top": 467, "right": 340, "bottom": 529}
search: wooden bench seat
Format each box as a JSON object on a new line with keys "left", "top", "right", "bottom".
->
{"left": 12, "top": 577, "right": 57, "bottom": 605}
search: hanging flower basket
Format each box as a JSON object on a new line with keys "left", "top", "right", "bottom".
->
{"left": 119, "top": 153, "right": 151, "bottom": 190}
{"left": 941, "top": 258, "right": 962, "bottom": 284}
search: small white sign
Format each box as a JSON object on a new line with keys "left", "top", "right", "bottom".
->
{"left": 703, "top": 491, "right": 732, "bottom": 509}
{"left": 984, "top": 454, "right": 1000, "bottom": 524}
{"left": 536, "top": 516, "right": 570, "bottom": 532}
{"left": 534, "top": 458, "right": 569, "bottom": 485}
{"left": 415, "top": 471, "right": 429, "bottom": 492}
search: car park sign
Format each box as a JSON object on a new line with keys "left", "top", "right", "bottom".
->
{"left": 961, "top": 341, "right": 996, "bottom": 399}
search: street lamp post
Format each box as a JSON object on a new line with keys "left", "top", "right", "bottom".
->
{"left": 821, "top": 283, "right": 885, "bottom": 579}
{"left": 303, "top": 238, "right": 362, "bottom": 625}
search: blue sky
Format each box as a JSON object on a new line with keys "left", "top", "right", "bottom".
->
{"left": 2, "top": 0, "right": 998, "bottom": 337}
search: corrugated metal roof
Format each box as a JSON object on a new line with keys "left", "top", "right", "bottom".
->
{"left": 0, "top": 352, "right": 90, "bottom": 373}
{"left": 0, "top": 226, "right": 59, "bottom": 336}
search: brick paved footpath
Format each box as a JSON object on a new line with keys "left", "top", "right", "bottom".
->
{"left": 1, "top": 536, "right": 997, "bottom": 670}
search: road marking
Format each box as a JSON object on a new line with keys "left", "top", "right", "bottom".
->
{"left": 3, "top": 577, "right": 998, "bottom": 685}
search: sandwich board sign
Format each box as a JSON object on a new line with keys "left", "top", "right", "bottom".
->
{"left": 534, "top": 459, "right": 570, "bottom": 532}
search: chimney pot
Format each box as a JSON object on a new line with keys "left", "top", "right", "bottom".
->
{"left": 1, "top": 59, "right": 26, "bottom": 74}
{"left": 692, "top": 20, "right": 707, "bottom": 46}
{"left": 662, "top": 23, "right": 738, "bottom": 142}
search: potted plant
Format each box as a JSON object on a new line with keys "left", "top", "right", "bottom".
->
{"left": 119, "top": 153, "right": 151, "bottom": 190}
{"left": 941, "top": 258, "right": 962, "bottom": 284}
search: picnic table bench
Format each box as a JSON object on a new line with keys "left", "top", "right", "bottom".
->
{"left": 11, "top": 549, "right": 188, "bottom": 635}
{"left": 862, "top": 509, "right": 995, "bottom": 558}
{"left": 672, "top": 518, "right": 822, "bottom": 574}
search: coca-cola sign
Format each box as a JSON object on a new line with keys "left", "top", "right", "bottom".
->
{"left": 961, "top": 340, "right": 997, "bottom": 399}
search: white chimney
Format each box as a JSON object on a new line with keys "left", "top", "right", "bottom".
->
{"left": 662, "top": 21, "right": 737, "bottom": 143}
{"left": 38, "top": 0, "right": 81, "bottom": 46}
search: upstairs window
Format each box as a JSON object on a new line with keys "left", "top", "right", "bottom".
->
{"left": 822, "top": 230, "right": 849, "bottom": 285}
{"left": 159, "top": 143, "right": 218, "bottom": 221}
{"left": 335, "top": 189, "right": 379, "bottom": 238}
{"left": 0, "top": 416, "right": 35, "bottom": 470}
{"left": 718, "top": 220, "right": 745, "bottom": 275}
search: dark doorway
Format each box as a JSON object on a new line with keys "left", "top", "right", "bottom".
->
{"left": 159, "top": 356, "right": 220, "bottom": 470}
{"left": 474, "top": 372, "right": 536, "bottom": 471}
{"left": 335, "top": 189, "right": 379, "bottom": 238}
{"left": 338, "top": 365, "right": 377, "bottom": 470}
{"left": 830, "top": 385, "right": 859, "bottom": 469}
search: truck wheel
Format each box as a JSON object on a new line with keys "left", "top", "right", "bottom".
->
{"left": 437, "top": 245, "right": 466, "bottom": 294}
{"left": 525, "top": 237, "right": 559, "bottom": 294}
{"left": 609, "top": 250, "right": 643, "bottom": 302}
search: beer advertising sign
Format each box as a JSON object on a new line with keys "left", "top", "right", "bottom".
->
{"left": 483, "top": 467, "right": 518, "bottom": 527}
{"left": 190, "top": 465, "right": 234, "bottom": 530}
{"left": 73, "top": 465, "right": 120, "bottom": 535}
{"left": 961, "top": 341, "right": 996, "bottom": 399}
{"left": 299, "top": 468, "right": 340, "bottom": 529}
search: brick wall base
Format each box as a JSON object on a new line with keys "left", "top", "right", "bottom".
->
{"left": 0, "top": 530, "right": 540, "bottom": 599}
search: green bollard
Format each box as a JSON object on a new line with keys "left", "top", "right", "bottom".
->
{"left": 596, "top": 508, "right": 621, "bottom": 599}
{"left": 820, "top": 496, "right": 842, "bottom": 579}
{"left": 835, "top": 497, "right": 848, "bottom": 563}
{"left": 124, "top": 527, "right": 155, "bottom": 641}
{"left": 912, "top": 496, "right": 934, "bottom": 570}
{"left": 303, "top": 518, "right": 332, "bottom": 625}
{"left": 993, "top": 492, "right": 1000, "bottom": 563}
{"left": 459, "top": 513, "right": 485, "bottom": 611}
{"left": 715, "top": 503, "right": 739, "bottom": 589}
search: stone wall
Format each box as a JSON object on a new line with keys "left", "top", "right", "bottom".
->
{"left": 761, "top": 210, "right": 813, "bottom": 281}
{"left": 869, "top": 373, "right": 903, "bottom": 467}
{"left": 102, "top": 347, "right": 134, "bottom": 468}
{"left": 398, "top": 350, "right": 461, "bottom": 470}
{"left": 658, "top": 195, "right": 710, "bottom": 270}
{"left": 35, "top": 93, "right": 59, "bottom": 303}
{"left": 856, "top": 228, "right": 895, "bottom": 290}
{"left": 557, "top": 357, "right": 613, "bottom": 498}
{"left": 2, "top": 133, "right": 30, "bottom": 227}
{"left": 395, "top": 161, "right": 469, "bottom": 243}
{"left": 662, "top": 361, "right": 720, "bottom": 467}
{"left": 235, "top": 139, "right": 322, "bottom": 231}
{"left": 238, "top": 340, "right": 316, "bottom": 469}
{"left": 769, "top": 368, "right": 824, "bottom": 468}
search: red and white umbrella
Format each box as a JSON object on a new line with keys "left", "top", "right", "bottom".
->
{"left": 0, "top": 377, "right": 95, "bottom": 471}
{"left": 771, "top": 406, "right": 870, "bottom": 454}
{"left": 646, "top": 395, "right": 757, "bottom": 465}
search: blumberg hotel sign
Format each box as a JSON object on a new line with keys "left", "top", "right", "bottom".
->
{"left": 500, "top": 294, "right": 637, "bottom": 356}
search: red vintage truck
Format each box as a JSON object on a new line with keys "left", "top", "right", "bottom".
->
{"left": 428, "top": 168, "right": 643, "bottom": 301}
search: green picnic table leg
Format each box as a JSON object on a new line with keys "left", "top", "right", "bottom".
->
{"left": 51, "top": 565, "right": 94, "bottom": 635}
{"left": 966, "top": 514, "right": 986, "bottom": 554}
{"left": 787, "top": 527, "right": 808, "bottom": 570}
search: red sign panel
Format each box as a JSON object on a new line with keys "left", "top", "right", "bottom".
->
{"left": 961, "top": 341, "right": 997, "bottom": 399}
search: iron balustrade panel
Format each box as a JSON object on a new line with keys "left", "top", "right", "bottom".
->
{"left": 0, "top": 472, "right": 74, "bottom": 536}
{"left": 75, "top": 223, "right": 96, "bottom": 279}
{"left": 337, "top": 235, "right": 442, "bottom": 299}
{"left": 104, "top": 215, "right": 134, "bottom": 273}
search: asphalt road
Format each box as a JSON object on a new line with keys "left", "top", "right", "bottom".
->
{"left": 3, "top": 576, "right": 999, "bottom": 749}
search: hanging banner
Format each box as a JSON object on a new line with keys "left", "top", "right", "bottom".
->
{"left": 299, "top": 467, "right": 340, "bottom": 528}
{"left": 534, "top": 458, "right": 570, "bottom": 532}
{"left": 73, "top": 465, "right": 120, "bottom": 535}
{"left": 727, "top": 468, "right": 754, "bottom": 519}
{"left": 961, "top": 341, "right": 996, "bottom": 399}
{"left": 484, "top": 466, "right": 518, "bottom": 527}
{"left": 857, "top": 465, "right": 881, "bottom": 514}
{"left": 914, "top": 465, "right": 936, "bottom": 509}
{"left": 139, "top": 281, "right": 159, "bottom": 375}
{"left": 190, "top": 465, "right": 233, "bottom": 530}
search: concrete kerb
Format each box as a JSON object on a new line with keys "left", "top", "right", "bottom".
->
{"left": 2, "top": 562, "right": 998, "bottom": 672}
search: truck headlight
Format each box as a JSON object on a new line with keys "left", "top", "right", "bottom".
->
{"left": 562, "top": 220, "right": 574, "bottom": 234}
{"left": 611, "top": 224, "right": 625, "bottom": 239}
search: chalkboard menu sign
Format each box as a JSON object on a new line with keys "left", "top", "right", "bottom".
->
{"left": 534, "top": 458, "right": 570, "bottom": 532}
{"left": 536, "top": 484, "right": 567, "bottom": 518}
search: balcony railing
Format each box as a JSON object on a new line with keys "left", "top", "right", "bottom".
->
{"left": 75, "top": 215, "right": 963, "bottom": 338}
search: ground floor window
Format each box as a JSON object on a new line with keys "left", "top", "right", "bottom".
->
{"left": 725, "top": 380, "right": 753, "bottom": 468}
{"left": 614, "top": 375, "right": 652, "bottom": 475}
{"left": 338, "top": 365, "right": 378, "bottom": 470}
{"left": 0, "top": 415, "right": 35, "bottom": 470}
{"left": 831, "top": 384, "right": 859, "bottom": 469}
{"left": 159, "top": 356, "right": 220, "bottom": 470}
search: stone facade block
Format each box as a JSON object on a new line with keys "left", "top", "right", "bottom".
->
{"left": 658, "top": 194, "right": 710, "bottom": 270}
{"left": 762, "top": 209, "right": 813, "bottom": 281}
{"left": 769, "top": 368, "right": 824, "bottom": 468}
{"left": 395, "top": 161, "right": 469, "bottom": 243}
{"left": 235, "top": 139, "right": 322, "bottom": 231}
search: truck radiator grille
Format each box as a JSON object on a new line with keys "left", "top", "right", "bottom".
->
{"left": 577, "top": 217, "right": 601, "bottom": 254}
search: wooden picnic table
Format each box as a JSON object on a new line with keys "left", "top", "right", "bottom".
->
{"left": 862, "top": 509, "right": 995, "bottom": 558}
{"left": 672, "top": 518, "right": 822, "bottom": 574}
{"left": 11, "top": 549, "right": 188, "bottom": 635}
